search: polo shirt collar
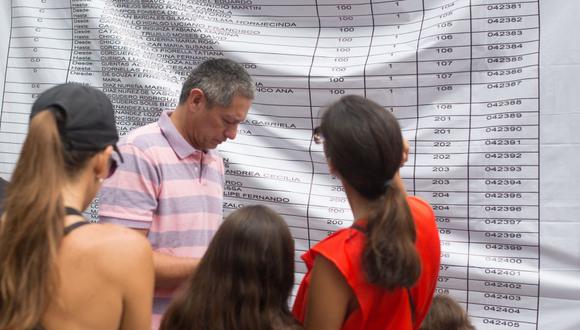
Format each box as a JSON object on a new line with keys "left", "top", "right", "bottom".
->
{"left": 158, "top": 110, "right": 201, "bottom": 159}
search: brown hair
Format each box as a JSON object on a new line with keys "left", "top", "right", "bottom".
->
{"left": 160, "top": 205, "right": 299, "bottom": 330}
{"left": 320, "top": 95, "right": 421, "bottom": 289}
{"left": 0, "top": 110, "right": 99, "bottom": 329}
{"left": 420, "top": 295, "right": 475, "bottom": 330}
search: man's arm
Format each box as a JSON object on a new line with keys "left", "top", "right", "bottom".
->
{"left": 99, "top": 143, "right": 198, "bottom": 289}
{"left": 135, "top": 229, "right": 200, "bottom": 289}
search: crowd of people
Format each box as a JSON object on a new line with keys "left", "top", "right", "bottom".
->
{"left": 0, "top": 58, "right": 474, "bottom": 329}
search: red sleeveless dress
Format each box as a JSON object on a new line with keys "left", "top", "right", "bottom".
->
{"left": 292, "top": 196, "right": 441, "bottom": 330}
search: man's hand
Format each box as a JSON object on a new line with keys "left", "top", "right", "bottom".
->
{"left": 134, "top": 228, "right": 199, "bottom": 289}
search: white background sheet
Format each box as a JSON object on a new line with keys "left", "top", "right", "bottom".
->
{"left": 0, "top": 1, "right": 578, "bottom": 329}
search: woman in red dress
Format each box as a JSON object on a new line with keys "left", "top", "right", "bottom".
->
{"left": 293, "top": 95, "right": 441, "bottom": 330}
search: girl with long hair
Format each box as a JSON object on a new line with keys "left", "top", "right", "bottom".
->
{"left": 293, "top": 95, "right": 441, "bottom": 329}
{"left": 160, "top": 205, "right": 301, "bottom": 330}
{"left": 0, "top": 84, "right": 154, "bottom": 330}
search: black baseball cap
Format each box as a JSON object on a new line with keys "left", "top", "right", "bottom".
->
{"left": 30, "top": 83, "right": 123, "bottom": 161}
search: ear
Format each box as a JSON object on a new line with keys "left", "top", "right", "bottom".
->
{"left": 186, "top": 88, "right": 207, "bottom": 113}
{"left": 94, "top": 146, "right": 113, "bottom": 180}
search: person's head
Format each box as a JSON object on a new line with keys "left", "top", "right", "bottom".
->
{"left": 177, "top": 58, "right": 254, "bottom": 151}
{"left": 160, "top": 205, "right": 296, "bottom": 330}
{"left": 0, "top": 83, "right": 120, "bottom": 329}
{"left": 420, "top": 295, "right": 475, "bottom": 330}
{"left": 317, "top": 95, "right": 421, "bottom": 289}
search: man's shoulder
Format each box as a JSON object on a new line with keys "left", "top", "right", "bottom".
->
{"left": 122, "top": 121, "right": 161, "bottom": 141}
{"left": 120, "top": 121, "right": 169, "bottom": 151}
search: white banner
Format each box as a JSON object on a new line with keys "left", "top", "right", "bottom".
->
{"left": 1, "top": 1, "right": 579, "bottom": 329}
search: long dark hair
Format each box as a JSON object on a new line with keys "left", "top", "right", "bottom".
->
{"left": 0, "top": 109, "right": 99, "bottom": 329}
{"left": 160, "top": 205, "right": 297, "bottom": 330}
{"left": 320, "top": 95, "right": 421, "bottom": 289}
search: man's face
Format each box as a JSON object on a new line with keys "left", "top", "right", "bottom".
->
{"left": 190, "top": 95, "right": 252, "bottom": 151}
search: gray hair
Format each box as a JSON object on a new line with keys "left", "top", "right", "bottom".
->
{"left": 179, "top": 58, "right": 255, "bottom": 107}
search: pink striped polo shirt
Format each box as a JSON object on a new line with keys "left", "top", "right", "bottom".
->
{"left": 98, "top": 110, "right": 224, "bottom": 329}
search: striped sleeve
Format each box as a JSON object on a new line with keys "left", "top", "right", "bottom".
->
{"left": 98, "top": 143, "right": 160, "bottom": 229}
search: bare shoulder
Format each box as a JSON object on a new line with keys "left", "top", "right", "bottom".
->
{"left": 66, "top": 223, "right": 153, "bottom": 277}
{"left": 77, "top": 223, "right": 150, "bottom": 251}
{"left": 100, "top": 223, "right": 150, "bottom": 247}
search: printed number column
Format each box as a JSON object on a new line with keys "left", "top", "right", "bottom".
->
{"left": 307, "top": 0, "right": 375, "bottom": 245}
{"left": 415, "top": 0, "right": 473, "bottom": 308}
{"left": 468, "top": 1, "right": 540, "bottom": 329}
{"left": 366, "top": 0, "right": 424, "bottom": 193}
{"left": 0, "top": 0, "right": 72, "bottom": 176}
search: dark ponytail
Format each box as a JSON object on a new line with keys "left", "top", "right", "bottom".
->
{"left": 363, "top": 186, "right": 421, "bottom": 289}
{"left": 320, "top": 95, "right": 421, "bottom": 289}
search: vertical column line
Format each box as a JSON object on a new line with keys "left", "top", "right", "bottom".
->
{"left": 535, "top": 1, "right": 541, "bottom": 328}
{"left": 466, "top": 0, "right": 473, "bottom": 313}
{"left": 363, "top": 0, "right": 375, "bottom": 99}
{"left": 305, "top": 0, "right": 322, "bottom": 249}
{"left": 65, "top": 0, "right": 73, "bottom": 82}
{"left": 412, "top": 0, "right": 426, "bottom": 195}
{"left": 0, "top": 0, "right": 15, "bottom": 131}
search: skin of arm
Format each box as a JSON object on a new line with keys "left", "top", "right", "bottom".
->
{"left": 135, "top": 228, "right": 200, "bottom": 289}
{"left": 113, "top": 232, "right": 155, "bottom": 330}
{"left": 304, "top": 255, "right": 355, "bottom": 330}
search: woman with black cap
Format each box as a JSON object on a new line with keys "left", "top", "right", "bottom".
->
{"left": 0, "top": 83, "right": 154, "bottom": 330}
{"left": 292, "top": 95, "right": 441, "bottom": 330}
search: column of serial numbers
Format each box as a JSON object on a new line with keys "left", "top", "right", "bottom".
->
{"left": 365, "top": 0, "right": 424, "bottom": 193}
{"left": 307, "top": 0, "right": 374, "bottom": 246}
{"left": 415, "top": 0, "right": 473, "bottom": 311}
{"left": 0, "top": 0, "right": 72, "bottom": 176}
{"left": 468, "top": 1, "right": 539, "bottom": 329}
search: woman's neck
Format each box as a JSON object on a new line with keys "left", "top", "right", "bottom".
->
{"left": 343, "top": 182, "right": 372, "bottom": 221}
{"left": 61, "top": 173, "right": 93, "bottom": 214}
{"left": 343, "top": 172, "right": 408, "bottom": 222}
